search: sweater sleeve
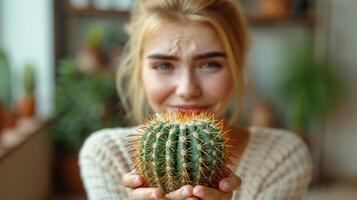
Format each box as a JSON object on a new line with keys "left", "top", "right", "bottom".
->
{"left": 256, "top": 132, "right": 313, "bottom": 200}
{"left": 79, "top": 129, "right": 134, "bottom": 199}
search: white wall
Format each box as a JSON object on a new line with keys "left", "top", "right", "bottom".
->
{"left": 0, "top": 1, "right": 3, "bottom": 45}
{"left": 0, "top": 0, "right": 54, "bottom": 118}
{"left": 322, "top": 0, "right": 357, "bottom": 180}
{"left": 246, "top": 0, "right": 357, "bottom": 181}
{"left": 247, "top": 24, "right": 312, "bottom": 120}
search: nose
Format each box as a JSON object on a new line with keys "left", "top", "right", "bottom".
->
{"left": 176, "top": 69, "right": 201, "bottom": 100}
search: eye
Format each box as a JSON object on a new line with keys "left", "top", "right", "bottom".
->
{"left": 152, "top": 62, "right": 174, "bottom": 70}
{"left": 201, "top": 61, "right": 222, "bottom": 70}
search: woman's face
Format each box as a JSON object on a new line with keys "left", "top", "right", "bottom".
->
{"left": 141, "top": 21, "right": 233, "bottom": 117}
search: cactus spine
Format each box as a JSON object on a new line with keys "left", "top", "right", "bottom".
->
{"left": 130, "top": 112, "right": 233, "bottom": 193}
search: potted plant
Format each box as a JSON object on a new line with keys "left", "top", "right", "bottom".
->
{"left": 77, "top": 24, "right": 106, "bottom": 73}
{"left": 260, "top": 0, "right": 292, "bottom": 19}
{"left": 52, "top": 59, "right": 122, "bottom": 194}
{"left": 0, "top": 48, "right": 17, "bottom": 131}
{"left": 17, "top": 64, "right": 36, "bottom": 118}
{"left": 280, "top": 42, "right": 346, "bottom": 136}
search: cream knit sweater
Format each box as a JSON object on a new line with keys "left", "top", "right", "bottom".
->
{"left": 79, "top": 126, "right": 312, "bottom": 199}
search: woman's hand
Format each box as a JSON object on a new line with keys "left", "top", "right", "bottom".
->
{"left": 163, "top": 185, "right": 198, "bottom": 200}
{"left": 122, "top": 170, "right": 241, "bottom": 200}
{"left": 122, "top": 171, "right": 198, "bottom": 200}
{"left": 165, "top": 174, "right": 241, "bottom": 200}
{"left": 122, "top": 170, "right": 167, "bottom": 200}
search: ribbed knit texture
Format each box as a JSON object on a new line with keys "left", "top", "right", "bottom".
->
{"left": 79, "top": 126, "right": 312, "bottom": 200}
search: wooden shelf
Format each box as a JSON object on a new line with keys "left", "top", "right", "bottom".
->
{"left": 64, "top": 1, "right": 314, "bottom": 25}
{"left": 0, "top": 118, "right": 52, "bottom": 199}
{"left": 0, "top": 118, "right": 50, "bottom": 161}
{"left": 64, "top": 2, "right": 130, "bottom": 18}
{"left": 247, "top": 12, "right": 315, "bottom": 26}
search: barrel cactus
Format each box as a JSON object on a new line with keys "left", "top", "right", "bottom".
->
{"left": 129, "top": 112, "right": 233, "bottom": 193}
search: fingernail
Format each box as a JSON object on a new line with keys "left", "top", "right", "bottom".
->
{"left": 151, "top": 192, "right": 157, "bottom": 198}
{"left": 181, "top": 188, "right": 190, "bottom": 196}
{"left": 197, "top": 190, "right": 204, "bottom": 197}
{"left": 194, "top": 187, "right": 204, "bottom": 197}
{"left": 135, "top": 176, "right": 142, "bottom": 185}
{"left": 222, "top": 181, "right": 229, "bottom": 191}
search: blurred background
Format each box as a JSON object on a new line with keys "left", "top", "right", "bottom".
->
{"left": 0, "top": 0, "right": 356, "bottom": 199}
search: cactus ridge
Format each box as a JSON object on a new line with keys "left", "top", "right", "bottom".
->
{"left": 129, "top": 112, "right": 233, "bottom": 193}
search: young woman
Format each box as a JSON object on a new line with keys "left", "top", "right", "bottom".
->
{"left": 79, "top": 0, "right": 312, "bottom": 199}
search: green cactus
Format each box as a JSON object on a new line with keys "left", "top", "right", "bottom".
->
{"left": 0, "top": 49, "right": 13, "bottom": 108}
{"left": 130, "top": 112, "right": 233, "bottom": 193}
{"left": 86, "top": 24, "right": 105, "bottom": 48}
{"left": 22, "top": 64, "right": 35, "bottom": 95}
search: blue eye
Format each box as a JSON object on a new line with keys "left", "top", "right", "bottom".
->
{"left": 152, "top": 63, "right": 173, "bottom": 70}
{"left": 201, "top": 62, "right": 221, "bottom": 69}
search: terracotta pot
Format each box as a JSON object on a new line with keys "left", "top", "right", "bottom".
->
{"left": 249, "top": 100, "right": 276, "bottom": 127}
{"left": 17, "top": 95, "right": 36, "bottom": 118}
{"left": 77, "top": 46, "right": 106, "bottom": 73}
{"left": 0, "top": 104, "right": 4, "bottom": 133}
{"left": 56, "top": 153, "right": 85, "bottom": 194}
{"left": 2, "top": 108, "right": 17, "bottom": 129}
{"left": 261, "top": 0, "right": 291, "bottom": 18}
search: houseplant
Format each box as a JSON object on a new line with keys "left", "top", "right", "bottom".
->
{"left": 77, "top": 24, "right": 106, "bottom": 73}
{"left": 0, "top": 48, "right": 16, "bottom": 131}
{"left": 280, "top": 42, "right": 346, "bottom": 135}
{"left": 17, "top": 64, "right": 36, "bottom": 118}
{"left": 53, "top": 58, "right": 122, "bottom": 193}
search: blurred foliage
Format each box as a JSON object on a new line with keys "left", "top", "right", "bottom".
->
{"left": 53, "top": 59, "right": 122, "bottom": 154}
{"left": 280, "top": 42, "right": 346, "bottom": 133}
{"left": 83, "top": 23, "right": 124, "bottom": 66}
{"left": 22, "top": 63, "right": 36, "bottom": 95}
{"left": 0, "top": 48, "right": 13, "bottom": 108}
{"left": 85, "top": 24, "right": 106, "bottom": 48}
{"left": 101, "top": 27, "right": 123, "bottom": 54}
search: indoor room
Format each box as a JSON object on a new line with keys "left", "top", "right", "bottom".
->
{"left": 0, "top": 0, "right": 356, "bottom": 199}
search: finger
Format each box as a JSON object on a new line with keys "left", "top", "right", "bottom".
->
{"left": 130, "top": 169, "right": 139, "bottom": 174}
{"left": 165, "top": 185, "right": 194, "bottom": 200}
{"left": 132, "top": 187, "right": 166, "bottom": 200}
{"left": 193, "top": 185, "right": 232, "bottom": 200}
{"left": 184, "top": 197, "right": 200, "bottom": 200}
{"left": 122, "top": 173, "right": 143, "bottom": 188}
{"left": 219, "top": 174, "right": 241, "bottom": 192}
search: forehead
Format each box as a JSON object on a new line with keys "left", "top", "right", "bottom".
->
{"left": 143, "top": 21, "right": 224, "bottom": 55}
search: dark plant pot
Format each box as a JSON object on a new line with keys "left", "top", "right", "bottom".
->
{"left": 55, "top": 153, "right": 85, "bottom": 195}
{"left": 17, "top": 95, "right": 36, "bottom": 118}
{"left": 292, "top": 128, "right": 311, "bottom": 147}
{"left": 292, "top": 0, "right": 309, "bottom": 14}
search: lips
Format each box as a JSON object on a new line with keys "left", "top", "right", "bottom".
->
{"left": 168, "top": 105, "right": 210, "bottom": 113}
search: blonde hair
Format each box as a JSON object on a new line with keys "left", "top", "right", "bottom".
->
{"left": 117, "top": 0, "right": 249, "bottom": 125}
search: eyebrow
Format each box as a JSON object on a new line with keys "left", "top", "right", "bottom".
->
{"left": 147, "top": 51, "right": 227, "bottom": 60}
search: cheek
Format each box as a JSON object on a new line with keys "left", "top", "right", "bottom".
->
{"left": 142, "top": 68, "right": 173, "bottom": 109}
{"left": 202, "top": 72, "right": 233, "bottom": 102}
